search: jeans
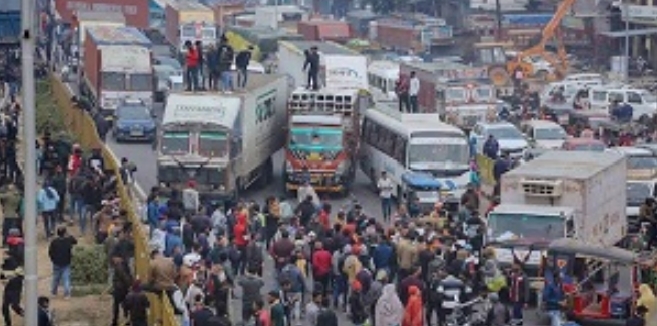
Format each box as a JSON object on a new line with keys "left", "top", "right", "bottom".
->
{"left": 512, "top": 302, "right": 524, "bottom": 322}
{"left": 69, "top": 196, "right": 86, "bottom": 227}
{"left": 332, "top": 275, "right": 347, "bottom": 308}
{"left": 410, "top": 95, "right": 418, "bottom": 112}
{"left": 52, "top": 265, "right": 72, "bottom": 296}
{"left": 398, "top": 93, "right": 410, "bottom": 112}
{"left": 547, "top": 310, "right": 562, "bottom": 326}
{"left": 186, "top": 66, "right": 198, "bottom": 91}
{"left": 307, "top": 70, "right": 319, "bottom": 90}
{"left": 237, "top": 67, "right": 248, "bottom": 88}
{"left": 221, "top": 71, "right": 233, "bottom": 91}
{"left": 42, "top": 211, "right": 56, "bottom": 237}
{"left": 381, "top": 197, "right": 392, "bottom": 221}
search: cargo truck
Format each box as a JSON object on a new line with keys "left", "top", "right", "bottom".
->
{"left": 156, "top": 74, "right": 289, "bottom": 202}
{"left": 0, "top": 0, "right": 20, "bottom": 47}
{"left": 283, "top": 88, "right": 365, "bottom": 195}
{"left": 81, "top": 26, "right": 153, "bottom": 117}
{"left": 486, "top": 151, "right": 627, "bottom": 274}
{"left": 277, "top": 40, "right": 368, "bottom": 91}
{"left": 75, "top": 11, "right": 126, "bottom": 60}
{"left": 165, "top": 1, "right": 217, "bottom": 55}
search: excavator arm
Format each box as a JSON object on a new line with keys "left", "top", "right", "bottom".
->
{"left": 508, "top": 0, "right": 577, "bottom": 79}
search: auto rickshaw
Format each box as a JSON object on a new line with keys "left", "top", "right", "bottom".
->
{"left": 401, "top": 172, "right": 443, "bottom": 213}
{"left": 545, "top": 238, "right": 657, "bottom": 326}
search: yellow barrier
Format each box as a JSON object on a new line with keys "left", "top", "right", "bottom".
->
{"left": 226, "top": 30, "right": 262, "bottom": 62}
{"left": 476, "top": 154, "right": 496, "bottom": 186}
{"left": 50, "top": 74, "right": 178, "bottom": 326}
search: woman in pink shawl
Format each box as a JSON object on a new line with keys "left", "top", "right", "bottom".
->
{"left": 375, "top": 284, "right": 404, "bottom": 326}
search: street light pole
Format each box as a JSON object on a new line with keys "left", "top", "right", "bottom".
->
{"left": 20, "top": 0, "right": 39, "bottom": 324}
{"left": 624, "top": 0, "right": 630, "bottom": 81}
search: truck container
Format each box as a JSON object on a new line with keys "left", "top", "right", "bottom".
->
{"left": 277, "top": 40, "right": 368, "bottom": 91}
{"left": 81, "top": 26, "right": 153, "bottom": 116}
{"left": 55, "top": 0, "right": 149, "bottom": 28}
{"left": 297, "top": 20, "right": 351, "bottom": 42}
{"left": 75, "top": 11, "right": 126, "bottom": 57}
{"left": 283, "top": 88, "right": 365, "bottom": 195}
{"left": 487, "top": 151, "right": 627, "bottom": 270}
{"left": 164, "top": 1, "right": 216, "bottom": 53}
{"left": 373, "top": 20, "right": 420, "bottom": 51}
{"left": 0, "top": 0, "right": 20, "bottom": 47}
{"left": 157, "top": 74, "right": 289, "bottom": 202}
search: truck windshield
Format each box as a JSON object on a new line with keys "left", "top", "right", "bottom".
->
{"left": 161, "top": 131, "right": 190, "bottom": 155}
{"left": 289, "top": 127, "right": 343, "bottom": 151}
{"left": 101, "top": 72, "right": 126, "bottom": 91}
{"left": 181, "top": 25, "right": 196, "bottom": 38}
{"left": 408, "top": 140, "right": 468, "bottom": 166}
{"left": 627, "top": 182, "right": 652, "bottom": 206}
{"left": 129, "top": 73, "right": 153, "bottom": 91}
{"left": 473, "top": 86, "right": 493, "bottom": 100}
{"left": 488, "top": 213, "right": 564, "bottom": 241}
{"left": 198, "top": 131, "right": 228, "bottom": 157}
{"left": 446, "top": 87, "right": 467, "bottom": 102}
{"left": 628, "top": 156, "right": 657, "bottom": 170}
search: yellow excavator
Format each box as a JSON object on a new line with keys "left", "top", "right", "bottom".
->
{"left": 507, "top": 0, "right": 576, "bottom": 80}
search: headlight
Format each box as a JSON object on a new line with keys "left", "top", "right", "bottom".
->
{"left": 336, "top": 161, "right": 347, "bottom": 175}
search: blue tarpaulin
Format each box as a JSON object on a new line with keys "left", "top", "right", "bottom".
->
{"left": 503, "top": 14, "right": 553, "bottom": 26}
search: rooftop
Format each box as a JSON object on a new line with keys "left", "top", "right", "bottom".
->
{"left": 87, "top": 26, "right": 152, "bottom": 46}
{"left": 507, "top": 150, "right": 625, "bottom": 180}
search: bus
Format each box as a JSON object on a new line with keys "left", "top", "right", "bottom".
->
{"left": 360, "top": 103, "right": 471, "bottom": 208}
{"left": 368, "top": 60, "right": 399, "bottom": 102}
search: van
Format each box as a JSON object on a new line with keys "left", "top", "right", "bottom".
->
{"left": 539, "top": 80, "right": 599, "bottom": 106}
{"left": 588, "top": 86, "right": 657, "bottom": 120}
{"left": 562, "top": 73, "right": 604, "bottom": 84}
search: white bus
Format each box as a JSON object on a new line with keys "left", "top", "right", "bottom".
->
{"left": 360, "top": 104, "right": 471, "bottom": 205}
{"left": 368, "top": 60, "right": 399, "bottom": 102}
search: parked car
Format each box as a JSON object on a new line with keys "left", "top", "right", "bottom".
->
{"left": 520, "top": 119, "right": 567, "bottom": 149}
{"left": 112, "top": 100, "right": 157, "bottom": 143}
{"left": 471, "top": 121, "right": 529, "bottom": 158}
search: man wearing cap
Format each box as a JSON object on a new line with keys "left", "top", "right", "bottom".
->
{"left": 303, "top": 46, "right": 320, "bottom": 90}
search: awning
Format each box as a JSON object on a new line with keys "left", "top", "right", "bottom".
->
{"left": 599, "top": 28, "right": 657, "bottom": 37}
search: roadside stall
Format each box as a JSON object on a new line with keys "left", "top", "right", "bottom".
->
{"left": 546, "top": 238, "right": 657, "bottom": 326}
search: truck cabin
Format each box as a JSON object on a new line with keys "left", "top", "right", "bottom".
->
{"left": 157, "top": 122, "right": 230, "bottom": 192}
{"left": 439, "top": 79, "right": 498, "bottom": 129}
{"left": 545, "top": 238, "right": 648, "bottom": 322}
{"left": 178, "top": 22, "right": 217, "bottom": 53}
{"left": 401, "top": 172, "right": 442, "bottom": 213}
{"left": 287, "top": 115, "right": 346, "bottom": 160}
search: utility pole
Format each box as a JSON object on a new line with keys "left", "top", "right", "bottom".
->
{"left": 495, "top": 0, "right": 502, "bottom": 41}
{"left": 21, "top": 0, "right": 39, "bottom": 324}
{"left": 623, "top": 0, "right": 630, "bottom": 82}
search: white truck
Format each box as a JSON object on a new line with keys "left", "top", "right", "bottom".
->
{"left": 75, "top": 10, "right": 126, "bottom": 60}
{"left": 156, "top": 74, "right": 289, "bottom": 202}
{"left": 81, "top": 26, "right": 153, "bottom": 117}
{"left": 487, "top": 150, "right": 627, "bottom": 273}
{"left": 277, "top": 40, "right": 368, "bottom": 91}
{"left": 165, "top": 1, "right": 217, "bottom": 55}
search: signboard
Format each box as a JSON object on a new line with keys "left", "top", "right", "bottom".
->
{"left": 163, "top": 95, "right": 241, "bottom": 127}
{"left": 323, "top": 55, "right": 368, "bottom": 90}
{"left": 445, "top": 67, "right": 488, "bottom": 81}
{"left": 623, "top": 4, "right": 657, "bottom": 20}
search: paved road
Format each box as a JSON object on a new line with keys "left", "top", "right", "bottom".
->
{"left": 58, "top": 73, "right": 548, "bottom": 326}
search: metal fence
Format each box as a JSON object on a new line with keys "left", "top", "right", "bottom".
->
{"left": 50, "top": 74, "right": 178, "bottom": 326}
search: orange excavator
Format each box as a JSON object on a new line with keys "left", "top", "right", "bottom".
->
{"left": 507, "top": 0, "right": 577, "bottom": 80}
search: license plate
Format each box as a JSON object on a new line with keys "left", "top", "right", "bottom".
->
{"left": 130, "top": 130, "right": 143, "bottom": 136}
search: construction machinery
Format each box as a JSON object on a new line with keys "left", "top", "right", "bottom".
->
{"left": 506, "top": 0, "right": 576, "bottom": 80}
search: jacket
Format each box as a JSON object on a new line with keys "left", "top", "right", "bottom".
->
{"left": 402, "top": 286, "right": 423, "bottom": 326}
{"left": 0, "top": 188, "right": 21, "bottom": 218}
{"left": 233, "top": 213, "right": 248, "bottom": 247}
{"left": 235, "top": 50, "right": 251, "bottom": 69}
{"left": 312, "top": 249, "right": 332, "bottom": 277}
{"left": 397, "top": 239, "right": 417, "bottom": 270}
{"left": 48, "top": 235, "right": 77, "bottom": 266}
{"left": 372, "top": 242, "right": 393, "bottom": 270}
{"left": 38, "top": 187, "right": 60, "bottom": 212}
{"left": 237, "top": 274, "right": 264, "bottom": 306}
{"left": 542, "top": 281, "right": 564, "bottom": 311}
{"left": 186, "top": 48, "right": 199, "bottom": 67}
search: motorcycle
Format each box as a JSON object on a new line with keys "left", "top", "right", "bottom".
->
{"left": 445, "top": 297, "right": 488, "bottom": 326}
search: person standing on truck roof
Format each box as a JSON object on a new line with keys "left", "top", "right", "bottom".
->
{"left": 395, "top": 73, "right": 411, "bottom": 113}
{"left": 218, "top": 35, "right": 235, "bottom": 94}
{"left": 409, "top": 71, "right": 420, "bottom": 113}
{"left": 377, "top": 171, "right": 394, "bottom": 222}
{"left": 236, "top": 46, "right": 253, "bottom": 89}
{"left": 195, "top": 41, "right": 206, "bottom": 91}
{"left": 303, "top": 46, "right": 320, "bottom": 91}
{"left": 184, "top": 41, "right": 199, "bottom": 92}
{"left": 207, "top": 43, "right": 220, "bottom": 91}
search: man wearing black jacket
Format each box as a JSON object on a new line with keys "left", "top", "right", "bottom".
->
{"left": 48, "top": 226, "right": 77, "bottom": 298}
{"left": 303, "top": 47, "right": 320, "bottom": 90}
{"left": 235, "top": 46, "right": 253, "bottom": 89}
{"left": 37, "top": 296, "right": 53, "bottom": 326}
{"left": 1, "top": 267, "right": 23, "bottom": 326}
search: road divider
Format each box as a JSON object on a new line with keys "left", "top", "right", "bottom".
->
{"left": 50, "top": 74, "right": 178, "bottom": 326}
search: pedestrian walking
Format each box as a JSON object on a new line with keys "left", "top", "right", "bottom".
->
{"left": 38, "top": 180, "right": 60, "bottom": 238}
{"left": 1, "top": 267, "right": 23, "bottom": 326}
{"left": 48, "top": 226, "right": 77, "bottom": 298}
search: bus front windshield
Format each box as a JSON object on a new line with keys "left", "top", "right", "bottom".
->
{"left": 289, "top": 127, "right": 343, "bottom": 151}
{"left": 488, "top": 213, "right": 564, "bottom": 241}
{"left": 408, "top": 139, "right": 468, "bottom": 168}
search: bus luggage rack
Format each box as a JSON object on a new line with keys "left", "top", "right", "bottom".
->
{"left": 288, "top": 89, "right": 356, "bottom": 115}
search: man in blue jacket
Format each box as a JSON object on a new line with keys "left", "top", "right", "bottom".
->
{"left": 483, "top": 135, "right": 499, "bottom": 159}
{"left": 543, "top": 273, "right": 565, "bottom": 326}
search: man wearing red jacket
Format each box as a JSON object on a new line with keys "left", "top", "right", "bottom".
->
{"left": 233, "top": 212, "right": 249, "bottom": 275}
{"left": 311, "top": 242, "right": 332, "bottom": 296}
{"left": 184, "top": 40, "right": 199, "bottom": 91}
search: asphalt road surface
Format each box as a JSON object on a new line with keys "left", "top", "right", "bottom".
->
{"left": 58, "top": 72, "right": 549, "bottom": 326}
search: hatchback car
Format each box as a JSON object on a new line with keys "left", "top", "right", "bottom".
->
{"left": 520, "top": 119, "right": 567, "bottom": 149}
{"left": 471, "top": 121, "right": 529, "bottom": 157}
{"left": 113, "top": 101, "right": 156, "bottom": 142}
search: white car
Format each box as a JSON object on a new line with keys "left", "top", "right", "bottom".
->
{"left": 520, "top": 120, "right": 567, "bottom": 149}
{"left": 471, "top": 122, "right": 529, "bottom": 158}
